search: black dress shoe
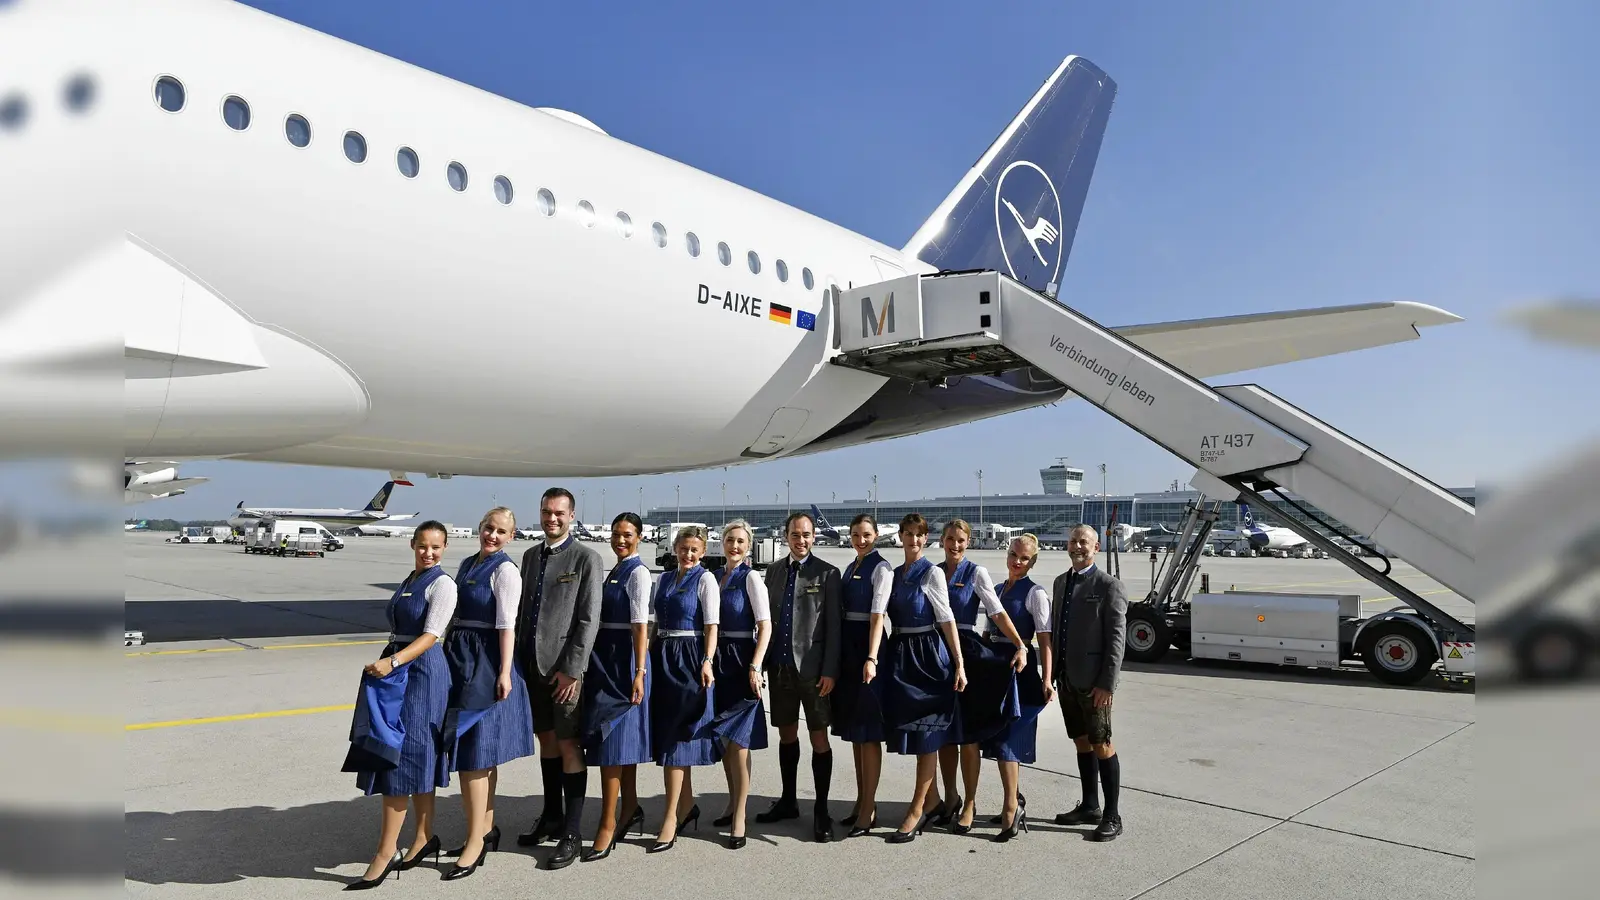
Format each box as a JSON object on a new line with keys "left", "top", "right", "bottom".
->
{"left": 755, "top": 799, "right": 800, "bottom": 823}
{"left": 517, "top": 815, "right": 563, "bottom": 847}
{"left": 989, "top": 792, "right": 1026, "bottom": 824}
{"left": 1092, "top": 814, "right": 1123, "bottom": 842}
{"left": 813, "top": 814, "right": 833, "bottom": 843}
{"left": 928, "top": 794, "right": 960, "bottom": 827}
{"left": 846, "top": 814, "right": 877, "bottom": 838}
{"left": 581, "top": 841, "right": 613, "bottom": 863}
{"left": 446, "top": 825, "right": 499, "bottom": 859}
{"left": 398, "top": 835, "right": 440, "bottom": 870}
{"left": 993, "top": 808, "right": 1028, "bottom": 843}
{"left": 841, "top": 808, "right": 859, "bottom": 827}
{"left": 885, "top": 814, "right": 928, "bottom": 845}
{"left": 1055, "top": 803, "right": 1102, "bottom": 826}
{"left": 727, "top": 834, "right": 747, "bottom": 850}
{"left": 546, "top": 834, "right": 581, "bottom": 870}
{"left": 345, "top": 850, "right": 403, "bottom": 891}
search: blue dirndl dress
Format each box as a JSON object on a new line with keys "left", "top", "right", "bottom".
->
{"left": 708, "top": 562, "right": 768, "bottom": 751}
{"left": 981, "top": 577, "right": 1047, "bottom": 764}
{"left": 443, "top": 551, "right": 535, "bottom": 772}
{"left": 945, "top": 559, "right": 1020, "bottom": 746}
{"left": 831, "top": 552, "right": 888, "bottom": 744}
{"left": 882, "top": 557, "right": 957, "bottom": 756}
{"left": 581, "top": 556, "right": 653, "bottom": 767}
{"left": 650, "top": 566, "right": 722, "bottom": 767}
{"left": 343, "top": 565, "right": 453, "bottom": 796}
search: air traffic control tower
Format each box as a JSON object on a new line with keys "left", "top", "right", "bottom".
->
{"left": 1041, "top": 460, "right": 1085, "bottom": 496}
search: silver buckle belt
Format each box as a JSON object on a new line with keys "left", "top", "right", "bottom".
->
{"left": 388, "top": 633, "right": 420, "bottom": 643}
{"left": 656, "top": 629, "right": 700, "bottom": 638}
{"left": 956, "top": 623, "right": 979, "bottom": 632}
{"left": 720, "top": 630, "right": 754, "bottom": 639}
{"left": 451, "top": 619, "right": 495, "bottom": 630}
{"left": 843, "top": 612, "right": 874, "bottom": 622}
{"left": 895, "top": 625, "right": 936, "bottom": 635}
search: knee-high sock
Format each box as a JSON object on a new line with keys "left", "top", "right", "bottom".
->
{"left": 562, "top": 769, "right": 588, "bottom": 837}
{"left": 540, "top": 756, "right": 565, "bottom": 821}
{"left": 1099, "top": 754, "right": 1120, "bottom": 819}
{"left": 778, "top": 741, "right": 800, "bottom": 803}
{"left": 811, "top": 750, "right": 832, "bottom": 817}
{"left": 1076, "top": 751, "right": 1100, "bottom": 810}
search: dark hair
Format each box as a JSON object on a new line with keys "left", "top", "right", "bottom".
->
{"left": 541, "top": 487, "right": 575, "bottom": 512}
{"left": 611, "top": 512, "right": 643, "bottom": 535}
{"left": 899, "top": 513, "right": 929, "bottom": 538}
{"left": 849, "top": 513, "right": 877, "bottom": 531}
{"left": 412, "top": 520, "right": 449, "bottom": 544}
{"left": 783, "top": 510, "right": 815, "bottom": 534}
{"left": 941, "top": 518, "right": 972, "bottom": 540}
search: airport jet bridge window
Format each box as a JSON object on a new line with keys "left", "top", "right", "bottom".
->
{"left": 651, "top": 222, "right": 668, "bottom": 248}
{"left": 153, "top": 76, "right": 184, "bottom": 112}
{"left": 0, "top": 94, "right": 24, "bottom": 131}
{"left": 615, "top": 211, "right": 633, "bottom": 237}
{"left": 222, "top": 95, "right": 251, "bottom": 131}
{"left": 577, "top": 200, "right": 596, "bottom": 227}
{"left": 65, "top": 74, "right": 96, "bottom": 113}
{"left": 747, "top": 250, "right": 761, "bottom": 274}
{"left": 284, "top": 114, "right": 311, "bottom": 148}
{"left": 685, "top": 232, "right": 701, "bottom": 258}
{"left": 775, "top": 259, "right": 789, "bottom": 283}
{"left": 344, "top": 131, "right": 367, "bottom": 164}
{"left": 447, "top": 161, "right": 468, "bottom": 192}
{"left": 396, "top": 146, "right": 419, "bottom": 178}
{"left": 493, "top": 175, "right": 513, "bottom": 205}
{"left": 717, "top": 242, "right": 732, "bottom": 266}
{"left": 536, "top": 188, "right": 556, "bottom": 216}
{"left": 802, "top": 267, "right": 814, "bottom": 290}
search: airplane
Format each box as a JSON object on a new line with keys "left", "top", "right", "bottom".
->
{"left": 125, "top": 462, "right": 210, "bottom": 503}
{"left": 228, "top": 479, "right": 417, "bottom": 530}
{"left": 1202, "top": 503, "right": 1309, "bottom": 554}
{"left": 5, "top": 2, "right": 1460, "bottom": 489}
{"left": 124, "top": 519, "right": 150, "bottom": 531}
{"left": 808, "top": 506, "right": 845, "bottom": 546}
{"left": 572, "top": 520, "right": 611, "bottom": 543}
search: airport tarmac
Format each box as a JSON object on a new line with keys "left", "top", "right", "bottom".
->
{"left": 125, "top": 532, "right": 1474, "bottom": 898}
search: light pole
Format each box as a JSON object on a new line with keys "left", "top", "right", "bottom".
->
{"left": 637, "top": 485, "right": 643, "bottom": 518}
{"left": 1099, "top": 462, "right": 1108, "bottom": 542}
{"left": 580, "top": 489, "right": 586, "bottom": 522}
{"left": 976, "top": 469, "right": 984, "bottom": 523}
{"left": 785, "top": 479, "right": 791, "bottom": 515}
{"left": 721, "top": 482, "right": 727, "bottom": 528}
{"left": 872, "top": 474, "right": 878, "bottom": 522}
{"left": 601, "top": 487, "right": 606, "bottom": 523}
{"left": 675, "top": 484, "right": 681, "bottom": 523}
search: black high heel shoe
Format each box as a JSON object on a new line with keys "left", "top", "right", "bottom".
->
{"left": 345, "top": 850, "right": 403, "bottom": 891}
{"left": 441, "top": 828, "right": 499, "bottom": 881}
{"left": 993, "top": 808, "right": 1028, "bottom": 843}
{"left": 928, "top": 794, "right": 960, "bottom": 827}
{"left": 727, "top": 834, "right": 747, "bottom": 850}
{"left": 647, "top": 804, "right": 700, "bottom": 853}
{"left": 847, "top": 813, "right": 877, "bottom": 838}
{"left": 949, "top": 803, "right": 977, "bottom": 835}
{"left": 885, "top": 813, "right": 929, "bottom": 845}
{"left": 397, "top": 835, "right": 440, "bottom": 871}
{"left": 622, "top": 804, "right": 647, "bottom": 835}
{"left": 989, "top": 792, "right": 1026, "bottom": 824}
{"left": 841, "top": 807, "right": 860, "bottom": 827}
{"left": 446, "top": 824, "right": 499, "bottom": 859}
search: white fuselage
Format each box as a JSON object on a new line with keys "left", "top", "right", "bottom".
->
{"left": 119, "top": 0, "right": 918, "bottom": 478}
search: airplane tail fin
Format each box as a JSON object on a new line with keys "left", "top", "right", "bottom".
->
{"left": 902, "top": 56, "right": 1116, "bottom": 297}
{"left": 363, "top": 481, "right": 397, "bottom": 513}
{"left": 1240, "top": 504, "right": 1256, "bottom": 529}
{"left": 809, "top": 504, "right": 834, "bottom": 531}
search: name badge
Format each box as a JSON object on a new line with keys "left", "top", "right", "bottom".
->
{"left": 465, "top": 580, "right": 476, "bottom": 586}
{"left": 401, "top": 592, "right": 412, "bottom": 597}
{"left": 805, "top": 585, "right": 820, "bottom": 594}
{"left": 558, "top": 573, "right": 576, "bottom": 584}
{"left": 607, "top": 579, "right": 619, "bottom": 585}
{"left": 851, "top": 574, "right": 862, "bottom": 580}
{"left": 952, "top": 582, "right": 965, "bottom": 589}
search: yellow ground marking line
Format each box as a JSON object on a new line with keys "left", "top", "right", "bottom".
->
{"left": 127, "top": 703, "right": 355, "bottom": 731}
{"left": 126, "top": 639, "right": 385, "bottom": 658}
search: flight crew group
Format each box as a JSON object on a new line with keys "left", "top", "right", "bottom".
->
{"left": 341, "top": 487, "right": 1128, "bottom": 890}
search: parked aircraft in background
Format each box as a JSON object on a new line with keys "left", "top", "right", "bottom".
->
{"left": 228, "top": 479, "right": 416, "bottom": 531}
{"left": 124, "top": 519, "right": 150, "bottom": 531}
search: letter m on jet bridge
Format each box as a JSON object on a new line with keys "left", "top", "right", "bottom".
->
{"left": 862, "top": 293, "right": 895, "bottom": 337}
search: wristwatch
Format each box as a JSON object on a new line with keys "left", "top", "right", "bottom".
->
{"left": 748, "top": 663, "right": 761, "bottom": 672}
{"left": 704, "top": 655, "right": 715, "bottom": 664}
{"left": 866, "top": 657, "right": 877, "bottom": 664}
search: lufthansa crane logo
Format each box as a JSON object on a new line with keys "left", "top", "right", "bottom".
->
{"left": 993, "top": 160, "right": 1064, "bottom": 289}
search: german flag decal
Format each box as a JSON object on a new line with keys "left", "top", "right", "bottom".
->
{"left": 769, "top": 302, "right": 793, "bottom": 325}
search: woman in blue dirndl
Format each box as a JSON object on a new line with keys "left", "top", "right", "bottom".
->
{"left": 980, "top": 533, "right": 1054, "bottom": 841}
{"left": 440, "top": 507, "right": 535, "bottom": 880}
{"left": 647, "top": 525, "right": 722, "bottom": 852}
{"left": 935, "top": 519, "right": 1029, "bottom": 835}
{"left": 341, "top": 521, "right": 458, "bottom": 889}
{"left": 865, "top": 513, "right": 967, "bottom": 843}
{"left": 578, "top": 513, "right": 654, "bottom": 862}
{"left": 708, "top": 519, "right": 771, "bottom": 850}
{"left": 831, "top": 514, "right": 893, "bottom": 837}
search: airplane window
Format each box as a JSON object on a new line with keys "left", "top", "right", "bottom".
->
{"left": 64, "top": 74, "right": 96, "bottom": 113}
{"left": 494, "top": 175, "right": 513, "bottom": 205}
{"left": 536, "top": 188, "right": 556, "bottom": 216}
{"left": 0, "top": 94, "right": 24, "bottom": 132}
{"left": 802, "top": 267, "right": 814, "bottom": 290}
{"left": 447, "top": 161, "right": 468, "bottom": 192}
{"left": 615, "top": 211, "right": 633, "bottom": 237}
{"left": 685, "top": 232, "right": 701, "bottom": 258}
{"left": 222, "top": 95, "right": 250, "bottom": 131}
{"left": 775, "top": 259, "right": 789, "bottom": 283}
{"left": 578, "top": 200, "right": 596, "bottom": 227}
{"left": 153, "top": 76, "right": 185, "bottom": 112}
{"left": 344, "top": 131, "right": 367, "bottom": 163}
{"left": 284, "top": 114, "right": 311, "bottom": 148}
{"left": 717, "top": 242, "right": 731, "bottom": 267}
{"left": 396, "top": 146, "right": 419, "bottom": 178}
{"left": 651, "top": 222, "right": 667, "bottom": 248}
{"left": 747, "top": 250, "right": 761, "bottom": 274}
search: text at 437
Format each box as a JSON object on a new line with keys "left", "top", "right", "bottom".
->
{"left": 1200, "top": 434, "right": 1253, "bottom": 449}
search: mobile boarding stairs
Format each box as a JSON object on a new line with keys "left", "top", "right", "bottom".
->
{"left": 831, "top": 271, "right": 1474, "bottom": 686}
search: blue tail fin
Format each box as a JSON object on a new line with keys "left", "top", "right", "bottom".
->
{"left": 363, "top": 481, "right": 396, "bottom": 513}
{"left": 1239, "top": 504, "right": 1256, "bottom": 530}
{"left": 809, "top": 504, "right": 835, "bottom": 532}
{"left": 903, "top": 56, "right": 1116, "bottom": 297}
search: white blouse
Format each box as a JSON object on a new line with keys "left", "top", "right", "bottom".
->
{"left": 614, "top": 556, "right": 653, "bottom": 624}
{"left": 655, "top": 569, "right": 722, "bottom": 626}
{"left": 991, "top": 581, "right": 1053, "bottom": 638}
{"left": 724, "top": 567, "right": 771, "bottom": 623}
{"left": 418, "top": 572, "right": 458, "bottom": 638}
{"left": 487, "top": 558, "right": 522, "bottom": 630}
{"left": 859, "top": 557, "right": 896, "bottom": 615}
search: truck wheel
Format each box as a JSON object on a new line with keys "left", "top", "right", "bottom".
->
{"left": 1513, "top": 618, "right": 1591, "bottom": 682}
{"left": 1357, "top": 619, "right": 1438, "bottom": 686}
{"left": 1124, "top": 606, "right": 1169, "bottom": 664}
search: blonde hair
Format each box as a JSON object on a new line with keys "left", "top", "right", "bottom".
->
{"left": 1009, "top": 533, "right": 1041, "bottom": 561}
{"left": 479, "top": 506, "right": 516, "bottom": 531}
{"left": 674, "top": 524, "right": 709, "bottom": 548}
{"left": 720, "top": 519, "right": 753, "bottom": 546}
{"left": 942, "top": 518, "right": 972, "bottom": 540}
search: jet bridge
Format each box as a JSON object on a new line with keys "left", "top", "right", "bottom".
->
{"left": 832, "top": 271, "right": 1474, "bottom": 683}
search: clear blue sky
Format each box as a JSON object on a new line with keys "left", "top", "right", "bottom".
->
{"left": 136, "top": 0, "right": 1597, "bottom": 524}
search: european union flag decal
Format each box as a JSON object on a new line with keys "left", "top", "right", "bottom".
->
{"left": 795, "top": 310, "right": 816, "bottom": 332}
